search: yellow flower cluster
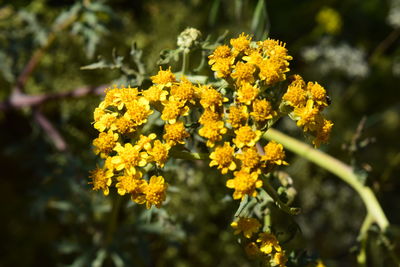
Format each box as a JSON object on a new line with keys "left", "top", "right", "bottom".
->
{"left": 282, "top": 75, "right": 333, "bottom": 147}
{"left": 231, "top": 217, "right": 287, "bottom": 266}
{"left": 206, "top": 34, "right": 295, "bottom": 200}
{"left": 90, "top": 33, "right": 333, "bottom": 209}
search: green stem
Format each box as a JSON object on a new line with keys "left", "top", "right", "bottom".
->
{"left": 105, "top": 195, "right": 122, "bottom": 245}
{"left": 263, "top": 128, "right": 389, "bottom": 231}
{"left": 181, "top": 50, "right": 189, "bottom": 75}
{"left": 262, "top": 184, "right": 301, "bottom": 215}
{"left": 169, "top": 149, "right": 209, "bottom": 160}
{"left": 357, "top": 213, "right": 373, "bottom": 267}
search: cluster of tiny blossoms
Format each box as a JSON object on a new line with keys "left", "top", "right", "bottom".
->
{"left": 90, "top": 33, "right": 333, "bottom": 209}
{"left": 231, "top": 217, "right": 286, "bottom": 266}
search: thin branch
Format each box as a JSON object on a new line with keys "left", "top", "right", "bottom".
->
{"left": 263, "top": 128, "right": 389, "bottom": 231}
{"left": 0, "top": 85, "right": 107, "bottom": 110}
{"left": 33, "top": 110, "right": 67, "bottom": 151}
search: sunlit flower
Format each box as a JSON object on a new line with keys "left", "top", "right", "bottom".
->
{"left": 199, "top": 120, "right": 227, "bottom": 147}
{"left": 226, "top": 169, "right": 262, "bottom": 200}
{"left": 94, "top": 112, "right": 118, "bottom": 132}
{"left": 209, "top": 142, "right": 236, "bottom": 174}
{"left": 93, "top": 130, "right": 119, "bottom": 158}
{"left": 262, "top": 141, "right": 288, "bottom": 165}
{"left": 170, "top": 77, "right": 196, "bottom": 103}
{"left": 89, "top": 168, "right": 113, "bottom": 196}
{"left": 161, "top": 98, "right": 189, "bottom": 123}
{"left": 115, "top": 171, "right": 144, "bottom": 195}
{"left": 163, "top": 121, "right": 189, "bottom": 145}
{"left": 227, "top": 105, "right": 248, "bottom": 128}
{"left": 199, "top": 86, "right": 228, "bottom": 111}
{"left": 250, "top": 99, "right": 276, "bottom": 122}
{"left": 307, "top": 81, "right": 328, "bottom": 107}
{"left": 237, "top": 83, "right": 259, "bottom": 105}
{"left": 236, "top": 146, "right": 261, "bottom": 170}
{"left": 124, "top": 97, "right": 153, "bottom": 127}
{"left": 231, "top": 62, "right": 256, "bottom": 84}
{"left": 233, "top": 125, "right": 262, "bottom": 148}
{"left": 142, "top": 85, "right": 168, "bottom": 102}
{"left": 151, "top": 67, "right": 176, "bottom": 87}
{"left": 230, "top": 33, "right": 252, "bottom": 56}
{"left": 112, "top": 143, "right": 148, "bottom": 174}
{"left": 146, "top": 140, "right": 171, "bottom": 167}
{"left": 143, "top": 175, "right": 168, "bottom": 209}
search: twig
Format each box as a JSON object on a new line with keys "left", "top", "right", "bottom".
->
{"left": 33, "top": 110, "right": 67, "bottom": 151}
{"left": 263, "top": 128, "right": 389, "bottom": 231}
{"left": 0, "top": 85, "right": 107, "bottom": 110}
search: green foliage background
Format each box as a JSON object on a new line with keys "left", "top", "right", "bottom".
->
{"left": 1, "top": 0, "right": 399, "bottom": 266}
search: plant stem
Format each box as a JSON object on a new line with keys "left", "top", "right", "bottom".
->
{"left": 169, "top": 149, "right": 209, "bottom": 160}
{"left": 181, "top": 50, "right": 189, "bottom": 75}
{"left": 105, "top": 195, "right": 122, "bottom": 245}
{"left": 263, "top": 128, "right": 389, "bottom": 231}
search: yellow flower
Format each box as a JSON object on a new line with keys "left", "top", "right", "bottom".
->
{"left": 151, "top": 67, "right": 176, "bottom": 87}
{"left": 227, "top": 105, "right": 248, "bottom": 128}
{"left": 115, "top": 171, "right": 144, "bottom": 195}
{"left": 273, "top": 251, "right": 287, "bottom": 267}
{"left": 209, "top": 142, "right": 236, "bottom": 174}
{"left": 231, "top": 62, "right": 256, "bottom": 85}
{"left": 143, "top": 175, "right": 168, "bottom": 209}
{"left": 307, "top": 82, "right": 328, "bottom": 107}
{"left": 237, "top": 83, "right": 259, "bottom": 105}
{"left": 231, "top": 217, "right": 261, "bottom": 238}
{"left": 258, "top": 58, "right": 288, "bottom": 86}
{"left": 161, "top": 98, "right": 189, "bottom": 123}
{"left": 243, "top": 50, "right": 263, "bottom": 66}
{"left": 262, "top": 141, "right": 288, "bottom": 165}
{"left": 142, "top": 85, "right": 168, "bottom": 102}
{"left": 258, "top": 39, "right": 292, "bottom": 62}
{"left": 211, "top": 58, "right": 234, "bottom": 78}
{"left": 146, "top": 140, "right": 171, "bottom": 167}
{"left": 198, "top": 120, "right": 227, "bottom": 147}
{"left": 124, "top": 97, "right": 153, "bottom": 127}
{"left": 199, "top": 108, "right": 222, "bottom": 125}
{"left": 93, "top": 130, "right": 119, "bottom": 158}
{"left": 89, "top": 168, "right": 113, "bottom": 196}
{"left": 313, "top": 119, "right": 333, "bottom": 147}
{"left": 111, "top": 87, "right": 140, "bottom": 110}
{"left": 294, "top": 99, "right": 320, "bottom": 131}
{"left": 233, "top": 125, "right": 262, "bottom": 148}
{"left": 256, "top": 232, "right": 281, "bottom": 254}
{"left": 112, "top": 143, "right": 148, "bottom": 174}
{"left": 236, "top": 146, "right": 261, "bottom": 170}
{"left": 230, "top": 33, "right": 252, "bottom": 56}
{"left": 104, "top": 156, "right": 115, "bottom": 172}
{"left": 163, "top": 121, "right": 189, "bottom": 146}
{"left": 115, "top": 116, "right": 135, "bottom": 134}
{"left": 283, "top": 82, "right": 307, "bottom": 108}
{"left": 93, "top": 107, "right": 105, "bottom": 122}
{"left": 136, "top": 133, "right": 157, "bottom": 150}
{"left": 250, "top": 99, "right": 276, "bottom": 122}
{"left": 170, "top": 77, "right": 196, "bottom": 103}
{"left": 199, "top": 86, "right": 227, "bottom": 111}
{"left": 226, "top": 169, "right": 262, "bottom": 200}
{"left": 208, "top": 45, "right": 233, "bottom": 65}
{"left": 94, "top": 112, "right": 118, "bottom": 132}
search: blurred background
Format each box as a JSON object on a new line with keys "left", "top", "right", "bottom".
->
{"left": 1, "top": 0, "right": 399, "bottom": 266}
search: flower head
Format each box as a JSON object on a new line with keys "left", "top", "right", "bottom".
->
{"left": 231, "top": 217, "right": 261, "bottom": 238}
{"left": 262, "top": 141, "right": 288, "bottom": 165}
{"left": 143, "top": 176, "right": 168, "bottom": 209}
{"left": 163, "top": 121, "right": 189, "bottom": 146}
{"left": 93, "top": 131, "right": 119, "bottom": 158}
{"left": 233, "top": 125, "right": 262, "bottom": 148}
{"left": 89, "top": 168, "right": 113, "bottom": 196}
{"left": 115, "top": 172, "right": 145, "bottom": 195}
{"left": 146, "top": 140, "right": 171, "bottom": 167}
{"left": 256, "top": 232, "right": 281, "bottom": 254}
{"left": 227, "top": 105, "right": 248, "bottom": 128}
{"left": 226, "top": 169, "right": 262, "bottom": 199}
{"left": 151, "top": 67, "right": 176, "bottom": 87}
{"left": 112, "top": 143, "right": 148, "bottom": 174}
{"left": 209, "top": 142, "right": 236, "bottom": 174}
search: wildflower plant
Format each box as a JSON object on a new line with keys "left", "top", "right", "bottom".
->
{"left": 89, "top": 29, "right": 336, "bottom": 265}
